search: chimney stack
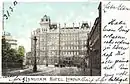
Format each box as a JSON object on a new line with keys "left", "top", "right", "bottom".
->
{"left": 64, "top": 23, "right": 66, "bottom": 28}
{"left": 73, "top": 23, "right": 74, "bottom": 28}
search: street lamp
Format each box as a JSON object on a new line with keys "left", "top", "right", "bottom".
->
{"left": 33, "top": 36, "right": 37, "bottom": 72}
{"left": 45, "top": 30, "right": 48, "bottom": 67}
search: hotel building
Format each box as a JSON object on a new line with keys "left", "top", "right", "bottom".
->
{"left": 31, "top": 15, "right": 90, "bottom": 66}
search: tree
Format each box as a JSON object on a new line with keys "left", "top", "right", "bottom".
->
{"left": 2, "top": 37, "right": 19, "bottom": 62}
{"left": 2, "top": 37, "right": 25, "bottom": 62}
{"left": 2, "top": 36, "right": 25, "bottom": 69}
{"left": 17, "top": 46, "right": 25, "bottom": 63}
{"left": 17, "top": 46, "right": 25, "bottom": 69}
{"left": 8, "top": 48, "right": 17, "bottom": 62}
{"left": 17, "top": 46, "right": 25, "bottom": 57}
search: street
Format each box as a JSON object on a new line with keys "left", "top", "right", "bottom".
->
{"left": 5, "top": 65, "right": 100, "bottom": 76}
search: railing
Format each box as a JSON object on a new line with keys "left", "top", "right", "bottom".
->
{"left": 2, "top": 62, "right": 23, "bottom": 69}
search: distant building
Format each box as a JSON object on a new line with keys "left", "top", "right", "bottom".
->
{"left": 31, "top": 15, "right": 90, "bottom": 66}
{"left": 26, "top": 52, "right": 32, "bottom": 65}
{"left": 2, "top": 32, "right": 17, "bottom": 49}
{"left": 88, "top": 2, "right": 101, "bottom": 69}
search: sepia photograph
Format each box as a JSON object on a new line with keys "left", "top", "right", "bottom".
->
{"left": 2, "top": 1, "right": 101, "bottom": 76}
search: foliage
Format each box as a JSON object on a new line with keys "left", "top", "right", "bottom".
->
{"left": 17, "top": 46, "right": 25, "bottom": 57}
{"left": 2, "top": 37, "right": 11, "bottom": 62}
{"left": 2, "top": 37, "right": 25, "bottom": 63}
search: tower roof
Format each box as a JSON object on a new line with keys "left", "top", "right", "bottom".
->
{"left": 41, "top": 15, "right": 50, "bottom": 22}
{"left": 43, "top": 15, "right": 47, "bottom": 18}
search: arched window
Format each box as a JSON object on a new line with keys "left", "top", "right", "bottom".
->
{"left": 46, "top": 18, "right": 48, "bottom": 21}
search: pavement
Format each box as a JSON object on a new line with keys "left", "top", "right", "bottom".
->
{"left": 4, "top": 65, "right": 101, "bottom": 76}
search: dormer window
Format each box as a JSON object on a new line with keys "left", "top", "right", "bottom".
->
{"left": 81, "top": 23, "right": 90, "bottom": 29}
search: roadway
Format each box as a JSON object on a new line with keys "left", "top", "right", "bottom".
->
{"left": 5, "top": 65, "right": 100, "bottom": 76}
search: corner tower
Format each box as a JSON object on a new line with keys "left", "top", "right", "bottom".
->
{"left": 39, "top": 15, "right": 51, "bottom": 32}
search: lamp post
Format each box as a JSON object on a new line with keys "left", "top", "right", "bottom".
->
{"left": 33, "top": 36, "right": 37, "bottom": 72}
{"left": 46, "top": 31, "right": 48, "bottom": 67}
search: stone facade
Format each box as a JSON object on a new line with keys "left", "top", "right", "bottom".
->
{"left": 26, "top": 52, "right": 32, "bottom": 65}
{"left": 31, "top": 15, "right": 90, "bottom": 66}
{"left": 3, "top": 32, "right": 17, "bottom": 49}
{"left": 88, "top": 2, "right": 101, "bottom": 69}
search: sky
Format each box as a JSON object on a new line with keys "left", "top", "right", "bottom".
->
{"left": 3, "top": 1, "right": 99, "bottom": 53}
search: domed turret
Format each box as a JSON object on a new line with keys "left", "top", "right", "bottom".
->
{"left": 40, "top": 15, "right": 51, "bottom": 32}
{"left": 41, "top": 15, "right": 50, "bottom": 23}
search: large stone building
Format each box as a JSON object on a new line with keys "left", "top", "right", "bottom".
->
{"left": 31, "top": 15, "right": 90, "bottom": 66}
{"left": 88, "top": 2, "right": 101, "bottom": 70}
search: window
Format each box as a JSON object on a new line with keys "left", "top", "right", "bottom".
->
{"left": 46, "top": 18, "right": 48, "bottom": 21}
{"left": 74, "top": 52, "right": 76, "bottom": 55}
{"left": 68, "top": 52, "right": 70, "bottom": 55}
{"left": 68, "top": 46, "right": 70, "bottom": 49}
{"left": 77, "top": 47, "right": 78, "bottom": 50}
{"left": 77, "top": 52, "right": 79, "bottom": 55}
